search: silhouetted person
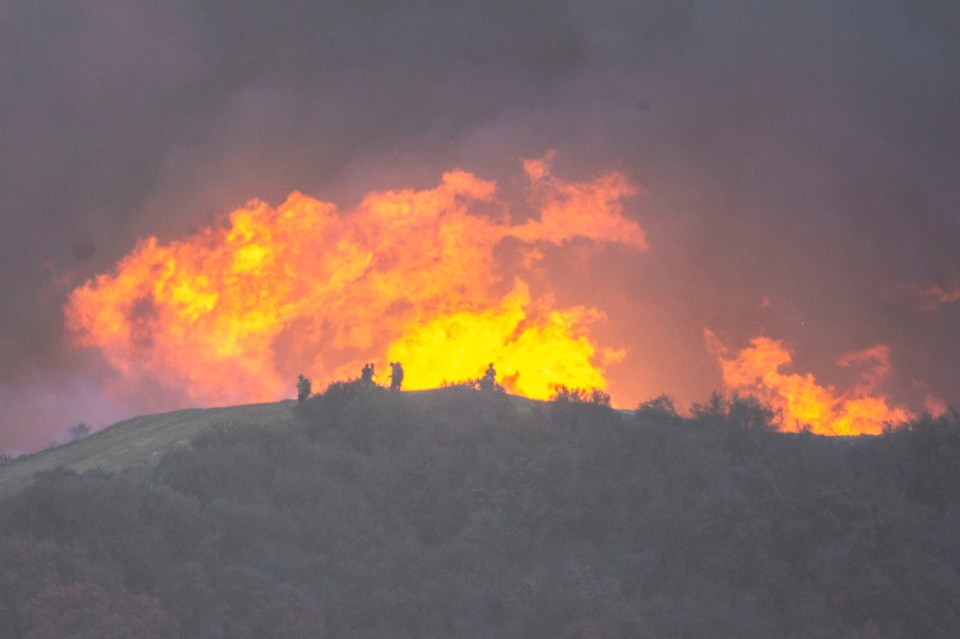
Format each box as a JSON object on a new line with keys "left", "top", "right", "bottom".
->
{"left": 361, "top": 362, "right": 375, "bottom": 384}
{"left": 480, "top": 363, "right": 497, "bottom": 392}
{"left": 297, "top": 374, "right": 312, "bottom": 401}
{"left": 390, "top": 361, "right": 404, "bottom": 391}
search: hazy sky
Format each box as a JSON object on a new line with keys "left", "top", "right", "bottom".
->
{"left": 1, "top": 0, "right": 958, "bottom": 451}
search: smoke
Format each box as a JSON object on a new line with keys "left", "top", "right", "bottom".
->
{"left": 1, "top": 0, "right": 958, "bottom": 450}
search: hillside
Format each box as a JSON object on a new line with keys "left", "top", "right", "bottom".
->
{"left": 0, "top": 383, "right": 958, "bottom": 638}
{"left": 0, "top": 401, "right": 299, "bottom": 496}
{"left": 0, "top": 390, "right": 549, "bottom": 497}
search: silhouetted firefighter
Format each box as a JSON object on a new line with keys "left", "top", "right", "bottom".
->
{"left": 390, "top": 362, "right": 404, "bottom": 391}
{"left": 361, "top": 362, "right": 375, "bottom": 384}
{"left": 296, "top": 374, "right": 312, "bottom": 401}
{"left": 479, "top": 363, "right": 497, "bottom": 392}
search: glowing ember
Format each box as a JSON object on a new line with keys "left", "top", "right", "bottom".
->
{"left": 65, "top": 155, "right": 645, "bottom": 406}
{"left": 704, "top": 329, "right": 913, "bottom": 435}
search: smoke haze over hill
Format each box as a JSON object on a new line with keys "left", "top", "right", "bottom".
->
{"left": 1, "top": 1, "right": 958, "bottom": 450}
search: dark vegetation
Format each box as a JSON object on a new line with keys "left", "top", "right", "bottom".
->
{"left": 1, "top": 383, "right": 959, "bottom": 638}
{"left": 67, "top": 423, "right": 91, "bottom": 442}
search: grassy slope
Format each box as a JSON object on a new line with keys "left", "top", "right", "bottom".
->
{"left": 0, "top": 390, "right": 546, "bottom": 496}
{"left": 0, "top": 400, "right": 299, "bottom": 496}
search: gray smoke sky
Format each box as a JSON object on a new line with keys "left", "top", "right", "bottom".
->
{"left": 1, "top": 0, "right": 958, "bottom": 450}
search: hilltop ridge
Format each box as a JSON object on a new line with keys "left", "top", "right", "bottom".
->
{"left": 0, "top": 388, "right": 549, "bottom": 495}
{"left": 0, "top": 384, "right": 958, "bottom": 637}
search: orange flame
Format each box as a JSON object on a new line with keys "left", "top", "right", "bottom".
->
{"left": 920, "top": 279, "right": 960, "bottom": 310}
{"left": 704, "top": 329, "right": 913, "bottom": 435}
{"left": 65, "top": 155, "right": 645, "bottom": 406}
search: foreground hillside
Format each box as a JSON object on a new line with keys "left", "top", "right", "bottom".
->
{"left": 0, "top": 384, "right": 958, "bottom": 638}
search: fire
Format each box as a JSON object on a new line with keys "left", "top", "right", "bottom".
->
{"left": 65, "top": 155, "right": 645, "bottom": 406}
{"left": 704, "top": 330, "right": 913, "bottom": 435}
{"left": 387, "top": 281, "right": 621, "bottom": 397}
{"left": 920, "top": 279, "right": 960, "bottom": 310}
